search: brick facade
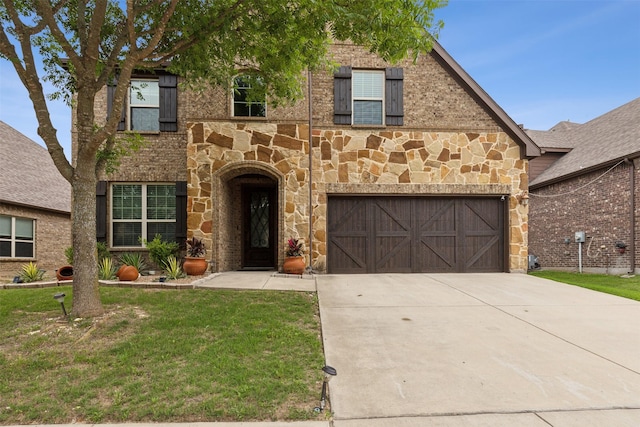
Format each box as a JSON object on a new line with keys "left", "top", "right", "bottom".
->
{"left": 529, "top": 161, "right": 639, "bottom": 274}
{"left": 0, "top": 203, "right": 71, "bottom": 280}
{"left": 87, "top": 42, "right": 534, "bottom": 273}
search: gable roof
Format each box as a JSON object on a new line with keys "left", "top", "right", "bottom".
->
{"left": 431, "top": 42, "right": 541, "bottom": 158}
{"left": 529, "top": 97, "right": 640, "bottom": 188}
{"left": 0, "top": 121, "right": 71, "bottom": 214}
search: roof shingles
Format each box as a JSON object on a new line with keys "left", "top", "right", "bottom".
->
{"left": 0, "top": 121, "right": 71, "bottom": 213}
{"left": 529, "top": 97, "right": 640, "bottom": 186}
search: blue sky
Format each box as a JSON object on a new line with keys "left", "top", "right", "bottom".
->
{"left": 0, "top": 0, "right": 639, "bottom": 160}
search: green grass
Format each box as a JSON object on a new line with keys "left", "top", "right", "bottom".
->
{"left": 530, "top": 270, "right": 640, "bottom": 301}
{"left": 0, "top": 287, "right": 325, "bottom": 424}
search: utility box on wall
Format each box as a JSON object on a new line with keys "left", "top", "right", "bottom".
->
{"left": 574, "top": 231, "right": 586, "bottom": 243}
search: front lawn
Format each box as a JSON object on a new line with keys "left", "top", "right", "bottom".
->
{"left": 0, "top": 286, "right": 325, "bottom": 424}
{"left": 529, "top": 270, "right": 640, "bottom": 301}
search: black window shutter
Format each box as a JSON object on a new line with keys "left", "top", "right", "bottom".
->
{"left": 333, "top": 66, "right": 352, "bottom": 124}
{"left": 159, "top": 75, "right": 178, "bottom": 132}
{"left": 96, "top": 181, "right": 108, "bottom": 243}
{"left": 107, "top": 77, "right": 126, "bottom": 131}
{"left": 385, "top": 67, "right": 404, "bottom": 126}
{"left": 175, "top": 181, "right": 187, "bottom": 245}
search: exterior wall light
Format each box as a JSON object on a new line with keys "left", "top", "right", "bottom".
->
{"left": 53, "top": 292, "right": 67, "bottom": 316}
{"left": 517, "top": 192, "right": 529, "bottom": 206}
{"left": 314, "top": 365, "right": 337, "bottom": 413}
{"left": 615, "top": 242, "right": 627, "bottom": 254}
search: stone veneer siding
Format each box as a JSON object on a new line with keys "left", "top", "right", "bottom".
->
{"left": 529, "top": 162, "right": 639, "bottom": 274}
{"left": 187, "top": 122, "right": 530, "bottom": 273}
{"left": 0, "top": 203, "right": 71, "bottom": 279}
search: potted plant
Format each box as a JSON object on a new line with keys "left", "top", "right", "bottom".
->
{"left": 283, "top": 237, "right": 305, "bottom": 275}
{"left": 183, "top": 237, "right": 208, "bottom": 275}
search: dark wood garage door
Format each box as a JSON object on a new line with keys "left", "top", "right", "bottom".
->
{"left": 327, "top": 196, "right": 506, "bottom": 273}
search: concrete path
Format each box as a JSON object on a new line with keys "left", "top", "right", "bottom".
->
{"left": 317, "top": 273, "right": 640, "bottom": 426}
{"left": 193, "top": 271, "right": 316, "bottom": 292}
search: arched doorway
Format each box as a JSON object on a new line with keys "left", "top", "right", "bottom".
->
{"left": 213, "top": 163, "right": 283, "bottom": 271}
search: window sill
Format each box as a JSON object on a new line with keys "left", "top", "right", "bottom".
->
{"left": 351, "top": 124, "right": 387, "bottom": 129}
{"left": 230, "top": 116, "right": 268, "bottom": 121}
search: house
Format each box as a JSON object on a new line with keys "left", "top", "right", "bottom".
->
{"left": 91, "top": 41, "right": 540, "bottom": 274}
{"left": 528, "top": 97, "right": 640, "bottom": 274}
{"left": 0, "top": 121, "right": 71, "bottom": 278}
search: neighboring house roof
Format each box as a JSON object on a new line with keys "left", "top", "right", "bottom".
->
{"left": 529, "top": 97, "right": 640, "bottom": 188}
{"left": 431, "top": 42, "right": 541, "bottom": 159}
{"left": 0, "top": 121, "right": 71, "bottom": 214}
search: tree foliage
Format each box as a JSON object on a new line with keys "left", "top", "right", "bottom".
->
{"left": 0, "top": 0, "right": 446, "bottom": 316}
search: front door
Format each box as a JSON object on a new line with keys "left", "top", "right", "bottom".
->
{"left": 242, "top": 185, "right": 276, "bottom": 269}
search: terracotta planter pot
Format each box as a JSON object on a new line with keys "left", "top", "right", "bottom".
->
{"left": 183, "top": 256, "right": 208, "bottom": 275}
{"left": 56, "top": 265, "right": 74, "bottom": 281}
{"left": 117, "top": 265, "right": 139, "bottom": 281}
{"left": 283, "top": 256, "right": 305, "bottom": 275}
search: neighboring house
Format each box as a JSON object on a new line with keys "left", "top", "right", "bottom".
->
{"left": 88, "top": 41, "right": 540, "bottom": 274}
{"left": 528, "top": 97, "right": 640, "bottom": 274}
{"left": 0, "top": 121, "right": 71, "bottom": 278}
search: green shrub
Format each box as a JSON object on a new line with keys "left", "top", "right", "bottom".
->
{"left": 163, "top": 255, "right": 185, "bottom": 280}
{"left": 20, "top": 262, "right": 44, "bottom": 283}
{"left": 142, "top": 234, "right": 180, "bottom": 270}
{"left": 118, "top": 252, "right": 148, "bottom": 272}
{"left": 64, "top": 247, "right": 73, "bottom": 265}
{"left": 98, "top": 257, "right": 117, "bottom": 280}
{"left": 65, "top": 242, "right": 110, "bottom": 265}
{"left": 97, "top": 241, "right": 111, "bottom": 261}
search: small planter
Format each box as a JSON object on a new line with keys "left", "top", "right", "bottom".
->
{"left": 117, "top": 265, "right": 139, "bottom": 281}
{"left": 183, "top": 256, "right": 208, "bottom": 276}
{"left": 56, "top": 265, "right": 74, "bottom": 281}
{"left": 283, "top": 256, "right": 305, "bottom": 275}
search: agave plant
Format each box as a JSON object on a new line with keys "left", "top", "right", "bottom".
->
{"left": 98, "top": 257, "right": 117, "bottom": 280}
{"left": 163, "top": 255, "right": 185, "bottom": 280}
{"left": 20, "top": 262, "right": 44, "bottom": 283}
{"left": 118, "top": 252, "right": 148, "bottom": 272}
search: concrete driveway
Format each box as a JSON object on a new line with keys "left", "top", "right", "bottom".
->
{"left": 317, "top": 273, "right": 640, "bottom": 426}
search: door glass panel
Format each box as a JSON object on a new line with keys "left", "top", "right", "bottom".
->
{"left": 250, "top": 191, "right": 269, "bottom": 248}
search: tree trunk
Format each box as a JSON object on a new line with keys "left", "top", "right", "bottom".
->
{"left": 70, "top": 149, "right": 104, "bottom": 317}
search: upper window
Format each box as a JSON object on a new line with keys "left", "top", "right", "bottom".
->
{"left": 233, "top": 76, "right": 266, "bottom": 118}
{"left": 107, "top": 74, "right": 178, "bottom": 132}
{"left": 129, "top": 80, "right": 159, "bottom": 132}
{"left": 334, "top": 66, "right": 404, "bottom": 126}
{"left": 352, "top": 70, "right": 384, "bottom": 125}
{"left": 0, "top": 215, "right": 35, "bottom": 258}
{"left": 111, "top": 183, "right": 176, "bottom": 247}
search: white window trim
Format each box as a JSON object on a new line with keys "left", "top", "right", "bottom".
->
{"left": 352, "top": 69, "right": 385, "bottom": 126}
{"left": 231, "top": 75, "right": 267, "bottom": 119}
{"left": 0, "top": 215, "right": 35, "bottom": 259}
{"left": 110, "top": 183, "right": 176, "bottom": 248}
{"left": 127, "top": 78, "right": 160, "bottom": 132}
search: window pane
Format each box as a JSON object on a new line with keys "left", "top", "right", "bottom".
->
{"left": 234, "top": 102, "right": 251, "bottom": 117}
{"left": 131, "top": 107, "right": 160, "bottom": 131}
{"left": 113, "top": 222, "right": 142, "bottom": 247}
{"left": 0, "top": 241, "right": 10, "bottom": 257}
{"left": 147, "top": 222, "right": 176, "bottom": 243}
{"left": 130, "top": 81, "right": 159, "bottom": 106}
{"left": 15, "top": 242, "right": 33, "bottom": 258}
{"left": 233, "top": 76, "right": 266, "bottom": 117}
{"left": 113, "top": 185, "right": 142, "bottom": 220}
{"left": 0, "top": 216, "right": 10, "bottom": 238}
{"left": 15, "top": 218, "right": 33, "bottom": 239}
{"left": 354, "top": 100, "right": 383, "bottom": 125}
{"left": 353, "top": 72, "right": 383, "bottom": 98}
{"left": 147, "top": 185, "right": 176, "bottom": 220}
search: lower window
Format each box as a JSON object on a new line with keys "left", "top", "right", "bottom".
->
{"left": 0, "top": 215, "right": 35, "bottom": 258}
{"left": 111, "top": 183, "right": 176, "bottom": 247}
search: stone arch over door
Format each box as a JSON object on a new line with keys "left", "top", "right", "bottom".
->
{"left": 211, "top": 162, "right": 284, "bottom": 272}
